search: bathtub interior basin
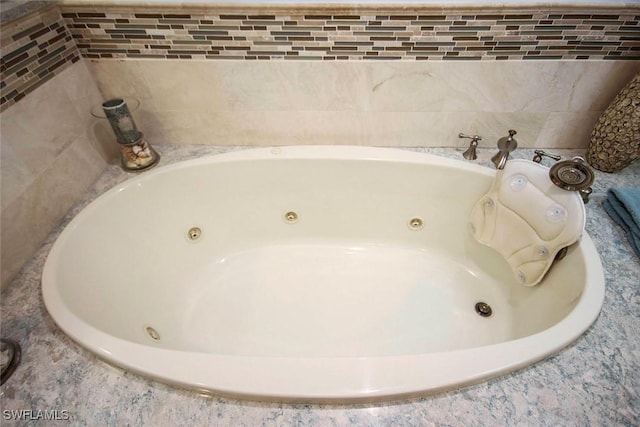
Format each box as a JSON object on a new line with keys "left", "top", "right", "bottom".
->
{"left": 42, "top": 146, "right": 605, "bottom": 401}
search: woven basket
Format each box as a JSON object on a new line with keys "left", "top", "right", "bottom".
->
{"left": 586, "top": 73, "right": 640, "bottom": 173}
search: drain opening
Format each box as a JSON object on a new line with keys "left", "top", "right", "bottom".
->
{"left": 475, "top": 302, "right": 493, "bottom": 317}
{"left": 145, "top": 326, "right": 161, "bottom": 341}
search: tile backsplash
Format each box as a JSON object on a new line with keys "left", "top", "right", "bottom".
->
{"left": 1, "top": 2, "right": 639, "bottom": 113}
{"left": 0, "top": 5, "right": 80, "bottom": 112}
{"left": 61, "top": 9, "right": 640, "bottom": 62}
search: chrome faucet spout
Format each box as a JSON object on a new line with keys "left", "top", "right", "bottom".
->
{"left": 491, "top": 130, "right": 518, "bottom": 170}
{"left": 491, "top": 152, "right": 508, "bottom": 169}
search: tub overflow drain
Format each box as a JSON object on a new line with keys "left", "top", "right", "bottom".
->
{"left": 475, "top": 302, "right": 493, "bottom": 317}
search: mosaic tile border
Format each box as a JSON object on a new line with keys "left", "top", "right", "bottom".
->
{"left": 1, "top": 4, "right": 638, "bottom": 112}
{"left": 61, "top": 6, "right": 640, "bottom": 61}
{"left": 0, "top": 5, "right": 80, "bottom": 112}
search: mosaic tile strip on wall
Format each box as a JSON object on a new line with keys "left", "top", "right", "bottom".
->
{"left": 61, "top": 6, "right": 640, "bottom": 61}
{"left": 0, "top": 6, "right": 80, "bottom": 112}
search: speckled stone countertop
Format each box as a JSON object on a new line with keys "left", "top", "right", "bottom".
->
{"left": 1, "top": 145, "right": 638, "bottom": 426}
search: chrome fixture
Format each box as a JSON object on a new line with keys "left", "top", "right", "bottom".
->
{"left": 534, "top": 151, "right": 595, "bottom": 203}
{"left": 187, "top": 227, "right": 202, "bottom": 241}
{"left": 408, "top": 217, "right": 424, "bottom": 230}
{"left": 474, "top": 302, "right": 493, "bottom": 317}
{"left": 458, "top": 133, "right": 482, "bottom": 160}
{"left": 579, "top": 187, "right": 593, "bottom": 204}
{"left": 1, "top": 338, "right": 21, "bottom": 385}
{"left": 555, "top": 246, "right": 569, "bottom": 262}
{"left": 549, "top": 157, "right": 594, "bottom": 191}
{"left": 283, "top": 210, "right": 299, "bottom": 224}
{"left": 532, "top": 149, "right": 562, "bottom": 164}
{"left": 549, "top": 156, "right": 595, "bottom": 203}
{"left": 145, "top": 326, "right": 161, "bottom": 341}
{"left": 491, "top": 130, "right": 518, "bottom": 170}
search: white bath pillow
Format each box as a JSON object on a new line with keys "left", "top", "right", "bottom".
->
{"left": 470, "top": 159, "right": 585, "bottom": 286}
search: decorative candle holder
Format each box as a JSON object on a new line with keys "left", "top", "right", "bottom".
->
{"left": 93, "top": 98, "right": 160, "bottom": 172}
{"left": 101, "top": 98, "right": 142, "bottom": 144}
{"left": 119, "top": 132, "right": 160, "bottom": 172}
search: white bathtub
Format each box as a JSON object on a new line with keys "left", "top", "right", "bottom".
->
{"left": 42, "top": 146, "right": 604, "bottom": 401}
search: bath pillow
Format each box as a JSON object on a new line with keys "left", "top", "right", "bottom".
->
{"left": 470, "top": 159, "right": 585, "bottom": 286}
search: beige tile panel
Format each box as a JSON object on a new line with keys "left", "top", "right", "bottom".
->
{"left": 88, "top": 59, "right": 640, "bottom": 148}
{"left": 1, "top": 60, "right": 108, "bottom": 289}
{"left": 135, "top": 110, "right": 369, "bottom": 146}
{"left": 1, "top": 61, "right": 106, "bottom": 207}
{"left": 1, "top": 134, "right": 106, "bottom": 288}
{"left": 89, "top": 59, "right": 640, "bottom": 113}
{"left": 535, "top": 111, "right": 604, "bottom": 149}
{"left": 127, "top": 109, "right": 551, "bottom": 148}
{"left": 367, "top": 60, "right": 640, "bottom": 113}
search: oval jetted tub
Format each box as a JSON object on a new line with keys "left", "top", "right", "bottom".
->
{"left": 42, "top": 146, "right": 605, "bottom": 401}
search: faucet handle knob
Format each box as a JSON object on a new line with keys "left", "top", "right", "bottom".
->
{"left": 497, "top": 130, "right": 518, "bottom": 152}
{"left": 532, "top": 149, "right": 562, "bottom": 163}
{"left": 458, "top": 133, "right": 482, "bottom": 142}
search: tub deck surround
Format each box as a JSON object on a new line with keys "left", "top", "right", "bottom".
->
{"left": 1, "top": 145, "right": 638, "bottom": 422}
{"left": 57, "top": 1, "right": 640, "bottom": 61}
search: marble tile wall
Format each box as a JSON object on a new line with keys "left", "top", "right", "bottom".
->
{"left": 64, "top": 2, "right": 639, "bottom": 148}
{"left": 88, "top": 59, "right": 640, "bottom": 147}
{"left": 0, "top": 5, "right": 110, "bottom": 288}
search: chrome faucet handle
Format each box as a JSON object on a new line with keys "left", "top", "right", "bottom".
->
{"left": 458, "top": 133, "right": 481, "bottom": 160}
{"left": 532, "top": 149, "right": 562, "bottom": 163}
{"left": 458, "top": 133, "right": 482, "bottom": 142}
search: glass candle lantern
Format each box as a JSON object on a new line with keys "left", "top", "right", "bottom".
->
{"left": 101, "top": 98, "right": 142, "bottom": 144}
{"left": 96, "top": 98, "right": 160, "bottom": 172}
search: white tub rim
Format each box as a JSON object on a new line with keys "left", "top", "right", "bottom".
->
{"left": 41, "top": 145, "right": 605, "bottom": 401}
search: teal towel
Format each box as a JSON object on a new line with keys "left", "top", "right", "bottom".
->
{"left": 604, "top": 187, "right": 640, "bottom": 258}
